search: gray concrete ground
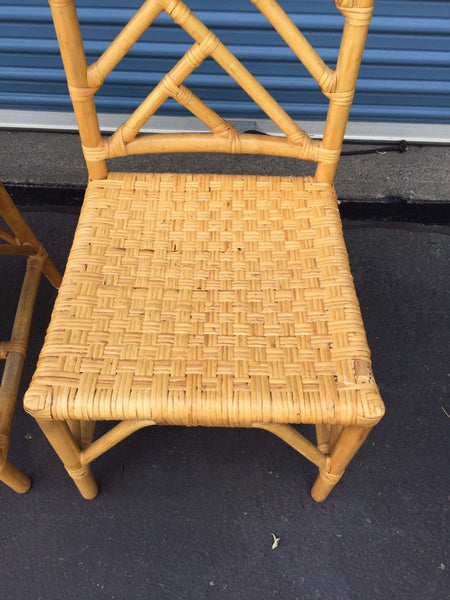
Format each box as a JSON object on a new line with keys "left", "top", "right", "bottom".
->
{"left": 0, "top": 133, "right": 449, "bottom": 599}
{"left": 1, "top": 130, "right": 450, "bottom": 202}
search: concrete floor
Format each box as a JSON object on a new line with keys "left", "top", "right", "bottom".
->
{"left": 1, "top": 130, "right": 450, "bottom": 203}
{"left": 0, "top": 205, "right": 448, "bottom": 599}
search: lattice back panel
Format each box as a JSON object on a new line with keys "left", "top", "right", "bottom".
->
{"left": 49, "top": 0, "right": 374, "bottom": 183}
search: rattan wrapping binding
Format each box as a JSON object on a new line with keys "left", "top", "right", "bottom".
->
{"left": 24, "top": 0, "right": 384, "bottom": 502}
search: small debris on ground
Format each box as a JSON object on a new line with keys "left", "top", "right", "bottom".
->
{"left": 271, "top": 533, "right": 280, "bottom": 550}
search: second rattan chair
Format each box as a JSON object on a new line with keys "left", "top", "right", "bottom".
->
{"left": 0, "top": 181, "right": 61, "bottom": 493}
{"left": 24, "top": 0, "right": 384, "bottom": 501}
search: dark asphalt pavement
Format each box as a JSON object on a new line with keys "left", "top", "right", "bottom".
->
{"left": 0, "top": 207, "right": 448, "bottom": 600}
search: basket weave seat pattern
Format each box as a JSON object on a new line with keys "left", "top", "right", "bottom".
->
{"left": 26, "top": 173, "right": 382, "bottom": 428}
{"left": 24, "top": 0, "right": 384, "bottom": 502}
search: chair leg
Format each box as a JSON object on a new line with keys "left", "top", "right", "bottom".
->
{"left": 67, "top": 419, "right": 82, "bottom": 445}
{"left": 36, "top": 418, "right": 98, "bottom": 499}
{"left": 0, "top": 459, "right": 31, "bottom": 493}
{"left": 80, "top": 420, "right": 96, "bottom": 451}
{"left": 65, "top": 420, "right": 96, "bottom": 450}
{"left": 311, "top": 425, "right": 372, "bottom": 502}
{"left": 329, "top": 425, "right": 343, "bottom": 452}
{"left": 315, "top": 424, "right": 331, "bottom": 454}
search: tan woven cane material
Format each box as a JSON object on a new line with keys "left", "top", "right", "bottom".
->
{"left": 24, "top": 0, "right": 384, "bottom": 501}
{"left": 26, "top": 173, "right": 383, "bottom": 428}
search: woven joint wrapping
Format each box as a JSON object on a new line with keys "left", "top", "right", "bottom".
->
{"left": 335, "top": 1, "right": 373, "bottom": 26}
{"left": 317, "top": 442, "right": 330, "bottom": 454}
{"left": 48, "top": 0, "right": 73, "bottom": 7}
{"left": 162, "top": 74, "right": 182, "bottom": 98}
{"left": 323, "top": 89, "right": 355, "bottom": 106}
{"left": 286, "top": 130, "right": 307, "bottom": 146}
{"left": 28, "top": 247, "right": 47, "bottom": 270}
{"left": 211, "top": 120, "right": 235, "bottom": 137}
{"left": 68, "top": 84, "right": 97, "bottom": 103}
{"left": 335, "top": 0, "right": 373, "bottom": 8}
{"left": 82, "top": 141, "right": 109, "bottom": 162}
{"left": 111, "top": 126, "right": 131, "bottom": 156}
{"left": 226, "top": 128, "right": 241, "bottom": 154}
{"left": 317, "top": 146, "right": 342, "bottom": 164}
{"left": 299, "top": 140, "right": 320, "bottom": 162}
{"left": 65, "top": 464, "right": 91, "bottom": 480}
{"left": 185, "top": 42, "right": 210, "bottom": 68}
{"left": 319, "top": 468, "right": 344, "bottom": 484}
{"left": 172, "top": 84, "right": 193, "bottom": 106}
{"left": 198, "top": 30, "right": 220, "bottom": 56}
{"left": 0, "top": 339, "right": 28, "bottom": 359}
{"left": 164, "top": 0, "right": 191, "bottom": 26}
{"left": 319, "top": 69, "right": 338, "bottom": 94}
{"left": 87, "top": 62, "right": 105, "bottom": 89}
{"left": 336, "top": 0, "right": 357, "bottom": 6}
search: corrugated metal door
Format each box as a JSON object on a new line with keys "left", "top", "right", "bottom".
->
{"left": 0, "top": 0, "right": 449, "bottom": 130}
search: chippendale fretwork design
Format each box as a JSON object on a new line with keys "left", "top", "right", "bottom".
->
{"left": 49, "top": 0, "right": 373, "bottom": 182}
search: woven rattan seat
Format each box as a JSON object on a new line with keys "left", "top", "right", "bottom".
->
{"left": 0, "top": 181, "right": 61, "bottom": 493}
{"left": 24, "top": 0, "right": 384, "bottom": 501}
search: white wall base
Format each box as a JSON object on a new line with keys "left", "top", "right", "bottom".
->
{"left": 1, "top": 109, "right": 449, "bottom": 144}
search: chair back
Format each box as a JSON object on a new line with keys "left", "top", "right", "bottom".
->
{"left": 48, "top": 0, "right": 374, "bottom": 183}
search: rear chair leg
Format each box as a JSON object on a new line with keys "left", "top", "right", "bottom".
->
{"left": 67, "top": 420, "right": 96, "bottom": 449}
{"left": 311, "top": 425, "right": 372, "bottom": 502}
{"left": 67, "top": 420, "right": 81, "bottom": 445}
{"left": 80, "top": 420, "right": 96, "bottom": 450}
{"left": 36, "top": 418, "right": 98, "bottom": 499}
{"left": 315, "top": 424, "right": 331, "bottom": 454}
{"left": 329, "top": 425, "right": 343, "bottom": 453}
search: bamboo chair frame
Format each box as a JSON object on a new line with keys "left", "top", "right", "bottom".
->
{"left": 24, "top": 0, "right": 384, "bottom": 502}
{"left": 0, "top": 181, "right": 61, "bottom": 492}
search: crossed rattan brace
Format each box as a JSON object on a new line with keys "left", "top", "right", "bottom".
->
{"left": 57, "top": 0, "right": 364, "bottom": 175}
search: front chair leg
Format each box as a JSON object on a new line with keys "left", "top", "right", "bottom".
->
{"left": 36, "top": 418, "right": 98, "bottom": 499}
{"left": 0, "top": 459, "right": 31, "bottom": 493}
{"left": 311, "top": 425, "right": 372, "bottom": 502}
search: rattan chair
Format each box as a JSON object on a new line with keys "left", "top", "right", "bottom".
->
{"left": 24, "top": 0, "right": 384, "bottom": 501}
{"left": 0, "top": 181, "right": 61, "bottom": 492}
